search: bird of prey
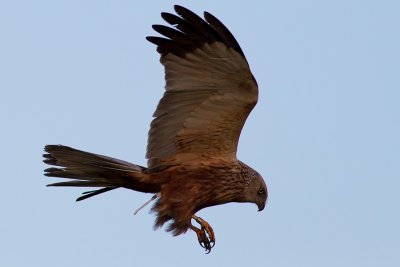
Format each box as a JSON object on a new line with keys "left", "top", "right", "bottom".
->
{"left": 43, "top": 5, "right": 267, "bottom": 253}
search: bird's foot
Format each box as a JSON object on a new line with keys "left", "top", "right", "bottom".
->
{"left": 190, "top": 215, "right": 215, "bottom": 253}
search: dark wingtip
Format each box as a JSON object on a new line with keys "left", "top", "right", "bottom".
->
{"left": 149, "top": 5, "right": 247, "bottom": 60}
{"left": 173, "top": 4, "right": 185, "bottom": 12}
{"left": 173, "top": 5, "right": 194, "bottom": 17}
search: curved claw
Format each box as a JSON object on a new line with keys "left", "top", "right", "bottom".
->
{"left": 209, "top": 240, "right": 215, "bottom": 249}
{"left": 190, "top": 215, "right": 216, "bottom": 253}
{"left": 201, "top": 238, "right": 213, "bottom": 254}
{"left": 190, "top": 225, "right": 212, "bottom": 253}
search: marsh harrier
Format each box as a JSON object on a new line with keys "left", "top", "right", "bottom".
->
{"left": 43, "top": 5, "right": 268, "bottom": 253}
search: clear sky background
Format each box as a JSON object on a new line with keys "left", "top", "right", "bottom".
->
{"left": 1, "top": 1, "right": 399, "bottom": 266}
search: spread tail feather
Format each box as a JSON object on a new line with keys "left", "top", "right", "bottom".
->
{"left": 76, "top": 187, "right": 118, "bottom": 201}
{"left": 43, "top": 145, "right": 158, "bottom": 200}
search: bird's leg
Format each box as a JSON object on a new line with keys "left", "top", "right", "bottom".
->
{"left": 193, "top": 215, "right": 215, "bottom": 246}
{"left": 190, "top": 215, "right": 215, "bottom": 253}
{"left": 189, "top": 224, "right": 212, "bottom": 253}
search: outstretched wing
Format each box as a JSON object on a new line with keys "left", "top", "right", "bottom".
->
{"left": 146, "top": 5, "right": 258, "bottom": 170}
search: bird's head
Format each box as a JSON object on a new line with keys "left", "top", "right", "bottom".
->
{"left": 249, "top": 173, "right": 268, "bottom": 212}
{"left": 239, "top": 162, "right": 268, "bottom": 212}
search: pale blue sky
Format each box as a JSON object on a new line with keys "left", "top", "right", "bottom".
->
{"left": 1, "top": 1, "right": 399, "bottom": 266}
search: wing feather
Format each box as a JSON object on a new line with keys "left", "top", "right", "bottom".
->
{"left": 146, "top": 5, "right": 258, "bottom": 169}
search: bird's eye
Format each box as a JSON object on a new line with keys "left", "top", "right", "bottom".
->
{"left": 258, "top": 188, "right": 264, "bottom": 195}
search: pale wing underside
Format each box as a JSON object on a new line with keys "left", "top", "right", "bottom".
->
{"left": 146, "top": 6, "right": 258, "bottom": 169}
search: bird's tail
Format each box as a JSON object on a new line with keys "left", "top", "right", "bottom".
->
{"left": 43, "top": 145, "right": 158, "bottom": 201}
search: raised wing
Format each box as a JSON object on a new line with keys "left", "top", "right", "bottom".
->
{"left": 146, "top": 5, "right": 258, "bottom": 170}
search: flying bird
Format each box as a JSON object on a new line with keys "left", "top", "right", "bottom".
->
{"left": 43, "top": 5, "right": 267, "bottom": 253}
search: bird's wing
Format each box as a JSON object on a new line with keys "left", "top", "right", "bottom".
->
{"left": 146, "top": 5, "right": 258, "bottom": 170}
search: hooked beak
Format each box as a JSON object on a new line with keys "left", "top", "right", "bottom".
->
{"left": 257, "top": 201, "right": 266, "bottom": 212}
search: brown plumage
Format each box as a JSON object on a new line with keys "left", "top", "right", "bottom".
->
{"left": 43, "top": 5, "right": 267, "bottom": 253}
